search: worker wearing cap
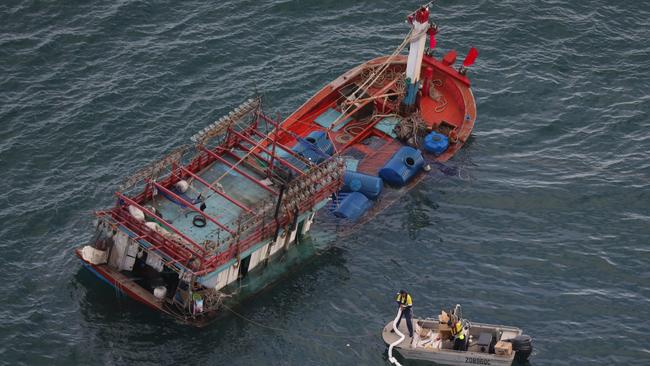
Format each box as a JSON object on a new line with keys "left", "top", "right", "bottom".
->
{"left": 394, "top": 290, "right": 414, "bottom": 338}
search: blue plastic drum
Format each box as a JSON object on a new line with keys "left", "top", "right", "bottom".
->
{"left": 333, "top": 192, "right": 372, "bottom": 221}
{"left": 423, "top": 132, "right": 449, "bottom": 155}
{"left": 292, "top": 130, "right": 334, "bottom": 163}
{"left": 342, "top": 171, "right": 383, "bottom": 199}
{"left": 378, "top": 146, "right": 425, "bottom": 186}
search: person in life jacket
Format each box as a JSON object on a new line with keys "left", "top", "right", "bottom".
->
{"left": 448, "top": 318, "right": 467, "bottom": 351}
{"left": 392, "top": 289, "right": 414, "bottom": 338}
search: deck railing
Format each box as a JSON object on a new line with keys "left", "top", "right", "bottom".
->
{"left": 100, "top": 101, "right": 345, "bottom": 277}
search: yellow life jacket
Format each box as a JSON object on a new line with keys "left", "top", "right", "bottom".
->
{"left": 451, "top": 320, "right": 465, "bottom": 340}
{"left": 395, "top": 293, "right": 413, "bottom": 307}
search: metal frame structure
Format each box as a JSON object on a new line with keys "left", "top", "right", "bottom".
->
{"left": 198, "top": 146, "right": 279, "bottom": 195}
{"left": 150, "top": 181, "right": 236, "bottom": 235}
{"left": 177, "top": 166, "right": 253, "bottom": 214}
{"left": 100, "top": 104, "right": 346, "bottom": 279}
{"left": 228, "top": 128, "right": 306, "bottom": 176}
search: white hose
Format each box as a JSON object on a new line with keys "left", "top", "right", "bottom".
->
{"left": 388, "top": 308, "right": 405, "bottom": 366}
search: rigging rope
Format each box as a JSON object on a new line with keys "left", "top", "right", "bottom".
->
{"left": 328, "top": 29, "right": 413, "bottom": 130}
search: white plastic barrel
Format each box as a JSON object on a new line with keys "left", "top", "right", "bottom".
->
{"left": 128, "top": 205, "right": 145, "bottom": 221}
{"left": 153, "top": 286, "right": 167, "bottom": 300}
{"left": 175, "top": 180, "right": 189, "bottom": 193}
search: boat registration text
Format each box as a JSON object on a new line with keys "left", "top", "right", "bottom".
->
{"left": 465, "top": 357, "right": 491, "bottom": 365}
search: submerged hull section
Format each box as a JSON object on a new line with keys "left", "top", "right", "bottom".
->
{"left": 77, "top": 222, "right": 326, "bottom": 327}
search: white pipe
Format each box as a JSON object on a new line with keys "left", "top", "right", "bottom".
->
{"left": 388, "top": 308, "right": 405, "bottom": 366}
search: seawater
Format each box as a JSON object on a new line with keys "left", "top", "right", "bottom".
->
{"left": 1, "top": 0, "right": 649, "bottom": 365}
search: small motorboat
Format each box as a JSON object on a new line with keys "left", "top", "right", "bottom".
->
{"left": 382, "top": 304, "right": 533, "bottom": 366}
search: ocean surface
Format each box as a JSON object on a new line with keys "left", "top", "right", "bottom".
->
{"left": 1, "top": 0, "right": 649, "bottom": 365}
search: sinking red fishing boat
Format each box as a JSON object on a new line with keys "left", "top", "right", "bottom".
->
{"left": 76, "top": 4, "right": 478, "bottom": 326}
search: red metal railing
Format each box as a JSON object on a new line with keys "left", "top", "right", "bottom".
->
{"left": 116, "top": 192, "right": 207, "bottom": 257}
{"left": 105, "top": 208, "right": 199, "bottom": 269}
{"left": 109, "top": 166, "right": 342, "bottom": 277}
{"left": 198, "top": 145, "right": 278, "bottom": 195}
{"left": 229, "top": 128, "right": 306, "bottom": 176}
{"left": 196, "top": 174, "right": 342, "bottom": 274}
{"left": 102, "top": 108, "right": 346, "bottom": 278}
{"left": 248, "top": 127, "right": 311, "bottom": 166}
{"left": 177, "top": 166, "right": 253, "bottom": 214}
{"left": 150, "top": 181, "right": 236, "bottom": 235}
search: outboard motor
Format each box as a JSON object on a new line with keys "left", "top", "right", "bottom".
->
{"left": 511, "top": 335, "right": 533, "bottom": 362}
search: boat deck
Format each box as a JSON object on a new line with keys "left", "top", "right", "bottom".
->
{"left": 149, "top": 156, "right": 276, "bottom": 249}
{"left": 383, "top": 320, "right": 417, "bottom": 349}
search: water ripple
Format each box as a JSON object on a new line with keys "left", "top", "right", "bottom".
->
{"left": 1, "top": 0, "right": 650, "bottom": 365}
